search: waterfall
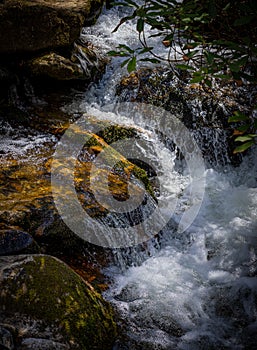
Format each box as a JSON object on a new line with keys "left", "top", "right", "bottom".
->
{"left": 61, "top": 4, "right": 257, "bottom": 349}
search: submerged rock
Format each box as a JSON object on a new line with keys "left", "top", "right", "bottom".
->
{"left": 0, "top": 254, "right": 117, "bottom": 349}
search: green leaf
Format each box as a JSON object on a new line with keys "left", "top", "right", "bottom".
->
{"left": 229, "top": 56, "right": 248, "bottom": 72}
{"left": 117, "top": 44, "right": 135, "bottom": 53}
{"left": 204, "top": 51, "right": 215, "bottom": 64}
{"left": 112, "top": 13, "right": 137, "bottom": 33}
{"left": 139, "top": 58, "right": 160, "bottom": 63}
{"left": 235, "top": 135, "right": 254, "bottom": 142}
{"left": 228, "top": 112, "right": 249, "bottom": 123}
{"left": 138, "top": 47, "right": 154, "bottom": 54}
{"left": 233, "top": 141, "right": 254, "bottom": 153}
{"left": 214, "top": 74, "right": 231, "bottom": 80}
{"left": 235, "top": 124, "right": 251, "bottom": 133}
{"left": 186, "top": 50, "right": 199, "bottom": 59}
{"left": 127, "top": 56, "right": 137, "bottom": 73}
{"left": 190, "top": 75, "right": 203, "bottom": 83}
{"left": 137, "top": 18, "right": 145, "bottom": 33}
{"left": 204, "top": 78, "right": 212, "bottom": 87}
{"left": 176, "top": 64, "right": 195, "bottom": 71}
{"left": 107, "top": 50, "right": 120, "bottom": 56}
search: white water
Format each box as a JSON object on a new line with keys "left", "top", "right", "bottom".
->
{"left": 0, "top": 120, "right": 57, "bottom": 162}
{"left": 68, "top": 5, "right": 257, "bottom": 349}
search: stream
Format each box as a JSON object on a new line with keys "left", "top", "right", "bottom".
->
{"left": 62, "top": 5, "right": 257, "bottom": 349}
{"left": 1, "top": 3, "right": 257, "bottom": 350}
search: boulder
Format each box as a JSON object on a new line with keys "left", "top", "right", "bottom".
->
{"left": 27, "top": 52, "right": 85, "bottom": 81}
{"left": 116, "top": 67, "right": 247, "bottom": 167}
{"left": 0, "top": 254, "right": 117, "bottom": 349}
{"left": 0, "top": 0, "right": 104, "bottom": 54}
{"left": 0, "top": 229, "right": 39, "bottom": 256}
{"left": 0, "top": 122, "right": 156, "bottom": 253}
{"left": 26, "top": 42, "right": 108, "bottom": 81}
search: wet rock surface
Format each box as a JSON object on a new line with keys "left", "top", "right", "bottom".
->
{"left": 116, "top": 67, "right": 257, "bottom": 167}
{"left": 0, "top": 229, "right": 38, "bottom": 256}
{"left": 0, "top": 254, "right": 117, "bottom": 350}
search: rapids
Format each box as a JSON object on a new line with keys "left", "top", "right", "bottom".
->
{"left": 63, "top": 4, "right": 257, "bottom": 349}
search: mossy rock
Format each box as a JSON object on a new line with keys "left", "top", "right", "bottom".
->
{"left": 0, "top": 255, "right": 117, "bottom": 349}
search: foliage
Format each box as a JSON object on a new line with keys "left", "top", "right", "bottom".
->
{"left": 108, "top": 0, "right": 257, "bottom": 152}
{"left": 229, "top": 109, "right": 257, "bottom": 153}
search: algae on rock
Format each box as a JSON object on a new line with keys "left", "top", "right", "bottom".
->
{"left": 0, "top": 254, "right": 117, "bottom": 349}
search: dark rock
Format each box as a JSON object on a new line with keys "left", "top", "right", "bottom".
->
{"left": 116, "top": 67, "right": 249, "bottom": 167}
{"left": 0, "top": 230, "right": 39, "bottom": 256}
{"left": 0, "top": 254, "right": 117, "bottom": 350}
{"left": 0, "top": 326, "right": 14, "bottom": 350}
{"left": 20, "top": 338, "right": 69, "bottom": 349}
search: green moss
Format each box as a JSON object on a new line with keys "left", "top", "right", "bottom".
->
{"left": 0, "top": 255, "right": 117, "bottom": 350}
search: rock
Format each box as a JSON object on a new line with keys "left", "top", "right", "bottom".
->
{"left": 27, "top": 53, "right": 85, "bottom": 81}
{"left": 26, "top": 42, "right": 108, "bottom": 81}
{"left": 0, "top": 326, "right": 14, "bottom": 350}
{"left": 0, "top": 0, "right": 104, "bottom": 54}
{"left": 20, "top": 338, "right": 69, "bottom": 349}
{"left": 0, "top": 254, "right": 117, "bottom": 349}
{"left": 0, "top": 229, "right": 39, "bottom": 256}
{"left": 0, "top": 122, "right": 156, "bottom": 253}
{"left": 116, "top": 67, "right": 248, "bottom": 167}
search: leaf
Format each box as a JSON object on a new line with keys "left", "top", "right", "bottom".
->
{"left": 186, "top": 50, "right": 199, "bottom": 59}
{"left": 235, "top": 135, "right": 254, "bottom": 142}
{"left": 190, "top": 75, "right": 203, "bottom": 83}
{"left": 138, "top": 46, "right": 154, "bottom": 54}
{"left": 233, "top": 141, "right": 254, "bottom": 153}
{"left": 204, "top": 78, "right": 212, "bottom": 87}
{"left": 183, "top": 42, "right": 199, "bottom": 50}
{"left": 228, "top": 112, "right": 249, "bottom": 123}
{"left": 139, "top": 58, "right": 160, "bottom": 63}
{"left": 214, "top": 74, "right": 231, "bottom": 80}
{"left": 127, "top": 56, "right": 137, "bottom": 73}
{"left": 137, "top": 18, "right": 145, "bottom": 33}
{"left": 107, "top": 50, "right": 120, "bottom": 56}
{"left": 176, "top": 64, "right": 195, "bottom": 71}
{"left": 229, "top": 56, "right": 248, "bottom": 73}
{"left": 204, "top": 51, "right": 215, "bottom": 64}
{"left": 117, "top": 44, "right": 135, "bottom": 53}
{"left": 233, "top": 124, "right": 250, "bottom": 135}
{"left": 112, "top": 13, "right": 136, "bottom": 33}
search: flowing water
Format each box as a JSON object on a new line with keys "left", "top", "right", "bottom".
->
{"left": 2, "top": 3, "right": 257, "bottom": 349}
{"left": 62, "top": 5, "right": 257, "bottom": 349}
